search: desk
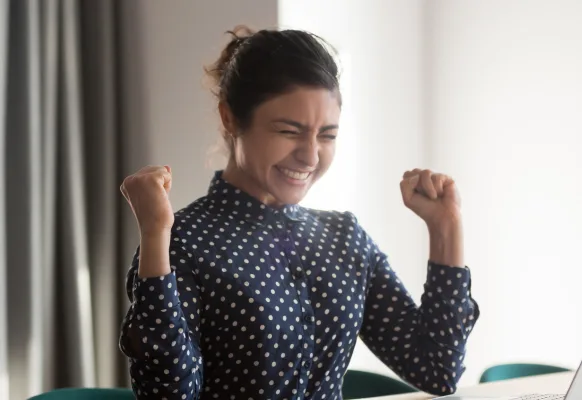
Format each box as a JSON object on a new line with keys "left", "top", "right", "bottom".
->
{"left": 367, "top": 371, "right": 574, "bottom": 399}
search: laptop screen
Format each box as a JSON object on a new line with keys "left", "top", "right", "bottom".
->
{"left": 565, "top": 361, "right": 582, "bottom": 399}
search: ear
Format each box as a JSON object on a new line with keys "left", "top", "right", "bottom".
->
{"left": 218, "top": 101, "right": 238, "bottom": 136}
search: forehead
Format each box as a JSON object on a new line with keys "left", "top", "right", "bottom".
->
{"left": 254, "top": 87, "right": 341, "bottom": 124}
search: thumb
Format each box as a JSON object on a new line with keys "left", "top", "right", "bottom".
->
{"left": 400, "top": 175, "right": 420, "bottom": 205}
{"left": 160, "top": 166, "right": 172, "bottom": 192}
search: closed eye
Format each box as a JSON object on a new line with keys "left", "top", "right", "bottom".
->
{"left": 279, "top": 130, "right": 300, "bottom": 135}
{"left": 321, "top": 134, "right": 337, "bottom": 140}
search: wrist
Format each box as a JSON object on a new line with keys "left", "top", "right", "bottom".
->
{"left": 426, "top": 210, "right": 462, "bottom": 233}
{"left": 428, "top": 218, "right": 464, "bottom": 267}
{"left": 138, "top": 231, "right": 172, "bottom": 278}
{"left": 140, "top": 229, "right": 172, "bottom": 244}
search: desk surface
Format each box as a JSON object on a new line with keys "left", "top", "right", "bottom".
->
{"left": 367, "top": 371, "right": 574, "bottom": 399}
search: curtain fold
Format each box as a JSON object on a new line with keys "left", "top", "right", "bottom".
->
{"left": 0, "top": 0, "right": 9, "bottom": 398}
{"left": 79, "top": 0, "right": 125, "bottom": 388}
{"left": 40, "top": 0, "right": 58, "bottom": 392}
{"left": 6, "top": 2, "right": 41, "bottom": 397}
{"left": 1, "top": 0, "right": 133, "bottom": 397}
{"left": 59, "top": 0, "right": 96, "bottom": 387}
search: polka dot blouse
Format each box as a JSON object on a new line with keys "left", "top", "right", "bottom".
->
{"left": 119, "top": 171, "right": 480, "bottom": 399}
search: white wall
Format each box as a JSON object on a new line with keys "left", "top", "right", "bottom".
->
{"left": 279, "top": 0, "right": 429, "bottom": 378}
{"left": 424, "top": 0, "right": 582, "bottom": 383}
{"left": 282, "top": 0, "right": 582, "bottom": 386}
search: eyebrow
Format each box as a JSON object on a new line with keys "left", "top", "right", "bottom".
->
{"left": 271, "top": 118, "right": 339, "bottom": 133}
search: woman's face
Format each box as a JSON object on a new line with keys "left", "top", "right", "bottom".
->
{"left": 221, "top": 86, "right": 341, "bottom": 207}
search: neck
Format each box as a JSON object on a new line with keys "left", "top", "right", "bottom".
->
{"left": 222, "top": 160, "right": 280, "bottom": 207}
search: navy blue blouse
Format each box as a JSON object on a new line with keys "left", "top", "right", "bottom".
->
{"left": 119, "top": 171, "right": 479, "bottom": 399}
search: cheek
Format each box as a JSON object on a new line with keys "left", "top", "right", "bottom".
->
{"left": 240, "top": 133, "right": 290, "bottom": 167}
{"left": 318, "top": 144, "right": 336, "bottom": 171}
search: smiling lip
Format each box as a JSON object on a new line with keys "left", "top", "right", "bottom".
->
{"left": 277, "top": 167, "right": 312, "bottom": 183}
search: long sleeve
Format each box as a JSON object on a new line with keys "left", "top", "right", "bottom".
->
{"left": 119, "top": 233, "right": 204, "bottom": 399}
{"left": 358, "top": 237, "right": 480, "bottom": 396}
{"left": 118, "top": 173, "right": 478, "bottom": 398}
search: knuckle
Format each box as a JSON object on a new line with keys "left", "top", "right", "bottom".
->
{"left": 121, "top": 176, "right": 133, "bottom": 188}
{"left": 142, "top": 174, "right": 159, "bottom": 185}
{"left": 124, "top": 174, "right": 147, "bottom": 190}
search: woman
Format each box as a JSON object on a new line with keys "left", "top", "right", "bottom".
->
{"left": 119, "top": 26, "right": 479, "bottom": 399}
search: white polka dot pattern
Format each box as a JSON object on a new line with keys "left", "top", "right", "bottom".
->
{"left": 119, "top": 171, "right": 480, "bottom": 399}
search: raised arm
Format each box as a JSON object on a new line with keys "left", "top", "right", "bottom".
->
{"left": 118, "top": 165, "right": 204, "bottom": 399}
{"left": 359, "top": 243, "right": 478, "bottom": 395}
{"left": 120, "top": 238, "right": 204, "bottom": 398}
{"left": 359, "top": 168, "right": 480, "bottom": 395}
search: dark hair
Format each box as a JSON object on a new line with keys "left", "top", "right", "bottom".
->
{"left": 205, "top": 25, "right": 341, "bottom": 133}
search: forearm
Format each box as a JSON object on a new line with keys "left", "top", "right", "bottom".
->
{"left": 121, "top": 266, "right": 203, "bottom": 398}
{"left": 360, "top": 260, "right": 478, "bottom": 395}
{"left": 138, "top": 232, "right": 172, "bottom": 278}
{"left": 125, "top": 276, "right": 202, "bottom": 399}
{"left": 428, "top": 218, "right": 464, "bottom": 267}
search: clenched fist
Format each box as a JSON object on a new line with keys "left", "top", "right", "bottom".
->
{"left": 120, "top": 165, "right": 175, "bottom": 236}
{"left": 400, "top": 168, "right": 461, "bottom": 229}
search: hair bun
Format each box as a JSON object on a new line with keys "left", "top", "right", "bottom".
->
{"left": 205, "top": 25, "right": 255, "bottom": 89}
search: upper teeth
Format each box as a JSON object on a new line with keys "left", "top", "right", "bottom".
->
{"left": 280, "top": 168, "right": 310, "bottom": 180}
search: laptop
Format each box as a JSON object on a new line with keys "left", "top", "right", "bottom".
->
{"left": 436, "top": 361, "right": 582, "bottom": 400}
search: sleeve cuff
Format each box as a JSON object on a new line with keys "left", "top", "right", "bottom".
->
{"left": 132, "top": 271, "right": 181, "bottom": 314}
{"left": 426, "top": 261, "right": 472, "bottom": 298}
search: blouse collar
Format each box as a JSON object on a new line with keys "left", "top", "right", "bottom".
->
{"left": 205, "top": 170, "right": 308, "bottom": 225}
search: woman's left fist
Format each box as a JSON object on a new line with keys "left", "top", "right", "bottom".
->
{"left": 400, "top": 168, "right": 462, "bottom": 228}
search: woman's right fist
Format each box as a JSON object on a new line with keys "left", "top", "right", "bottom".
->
{"left": 120, "top": 165, "right": 175, "bottom": 236}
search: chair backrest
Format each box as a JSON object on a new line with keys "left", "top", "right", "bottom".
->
{"left": 28, "top": 388, "right": 134, "bottom": 400}
{"left": 479, "top": 363, "right": 572, "bottom": 383}
{"left": 341, "top": 370, "right": 418, "bottom": 399}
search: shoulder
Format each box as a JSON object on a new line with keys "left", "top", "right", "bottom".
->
{"left": 171, "top": 195, "right": 214, "bottom": 230}
{"left": 301, "top": 207, "right": 367, "bottom": 241}
{"left": 174, "top": 195, "right": 210, "bottom": 220}
{"left": 303, "top": 206, "right": 383, "bottom": 251}
{"left": 166, "top": 196, "right": 213, "bottom": 247}
{"left": 301, "top": 208, "right": 384, "bottom": 270}
{"left": 303, "top": 207, "right": 357, "bottom": 226}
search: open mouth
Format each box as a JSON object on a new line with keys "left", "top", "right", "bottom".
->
{"left": 277, "top": 167, "right": 312, "bottom": 181}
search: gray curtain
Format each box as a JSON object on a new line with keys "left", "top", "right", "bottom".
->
{"left": 1, "top": 0, "right": 137, "bottom": 398}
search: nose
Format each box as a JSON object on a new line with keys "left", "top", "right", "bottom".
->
{"left": 295, "top": 135, "right": 319, "bottom": 168}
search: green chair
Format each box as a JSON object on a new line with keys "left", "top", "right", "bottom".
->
{"left": 479, "top": 363, "right": 572, "bottom": 383}
{"left": 28, "top": 388, "right": 134, "bottom": 400}
{"left": 342, "top": 370, "right": 418, "bottom": 399}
